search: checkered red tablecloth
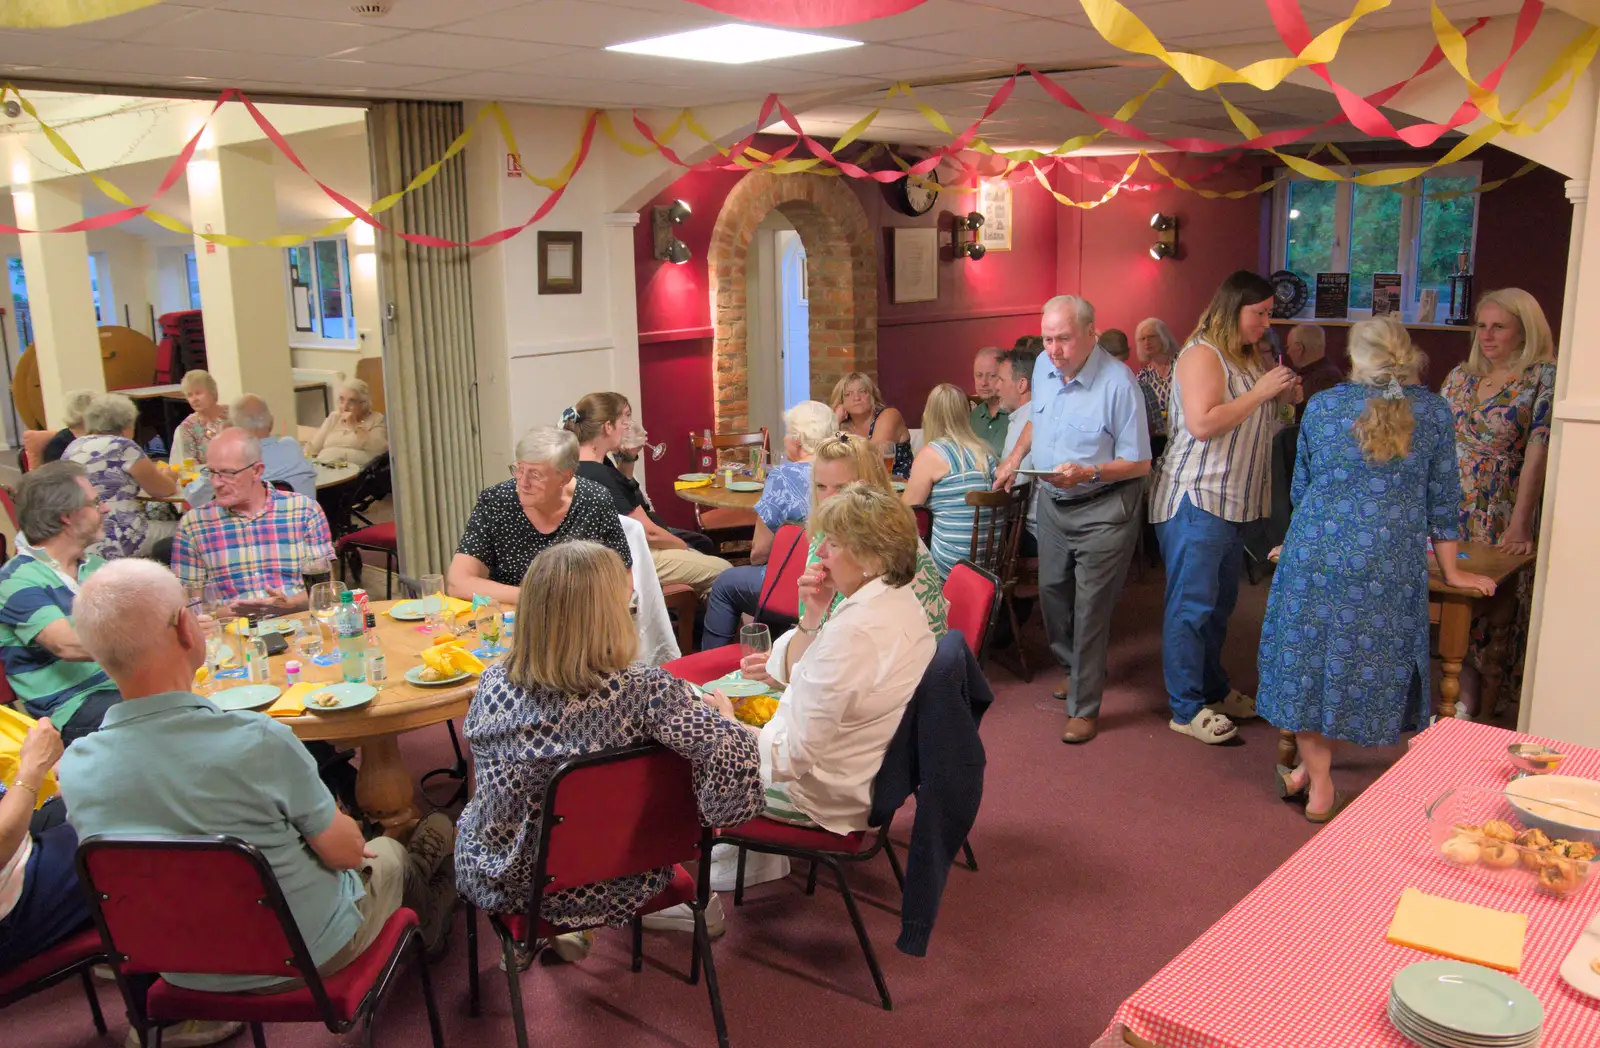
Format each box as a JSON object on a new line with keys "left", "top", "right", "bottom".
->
{"left": 1092, "top": 719, "right": 1600, "bottom": 1048}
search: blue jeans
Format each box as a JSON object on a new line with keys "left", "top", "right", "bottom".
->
{"left": 1155, "top": 495, "right": 1245, "bottom": 724}
{"left": 701, "top": 565, "right": 766, "bottom": 649}
{"left": 0, "top": 819, "right": 92, "bottom": 972}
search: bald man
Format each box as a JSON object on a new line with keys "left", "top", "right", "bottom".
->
{"left": 184, "top": 394, "right": 316, "bottom": 506}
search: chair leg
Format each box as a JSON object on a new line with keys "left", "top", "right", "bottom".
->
{"left": 502, "top": 936, "right": 531, "bottom": 1048}
{"left": 1007, "top": 597, "right": 1031, "bottom": 683}
{"left": 385, "top": 551, "right": 397, "bottom": 600}
{"left": 79, "top": 968, "right": 107, "bottom": 1035}
{"left": 249, "top": 1021, "right": 268, "bottom": 1048}
{"left": 415, "top": 933, "right": 446, "bottom": 1048}
{"left": 695, "top": 909, "right": 732, "bottom": 1048}
{"left": 465, "top": 901, "right": 480, "bottom": 1017}
{"left": 805, "top": 859, "right": 818, "bottom": 896}
{"left": 732, "top": 846, "right": 749, "bottom": 906}
{"left": 883, "top": 837, "right": 906, "bottom": 891}
{"left": 960, "top": 838, "right": 979, "bottom": 872}
{"left": 831, "top": 860, "right": 892, "bottom": 1010}
{"left": 631, "top": 914, "right": 644, "bottom": 974}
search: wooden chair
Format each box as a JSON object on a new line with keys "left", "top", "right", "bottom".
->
{"left": 356, "top": 357, "right": 386, "bottom": 416}
{"left": 685, "top": 429, "right": 770, "bottom": 561}
{"left": 964, "top": 487, "right": 1033, "bottom": 680}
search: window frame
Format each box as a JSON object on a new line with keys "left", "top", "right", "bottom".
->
{"left": 1269, "top": 160, "right": 1482, "bottom": 323}
{"left": 283, "top": 235, "right": 358, "bottom": 350}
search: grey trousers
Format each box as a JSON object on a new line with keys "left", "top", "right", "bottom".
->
{"left": 1036, "top": 479, "right": 1144, "bottom": 719}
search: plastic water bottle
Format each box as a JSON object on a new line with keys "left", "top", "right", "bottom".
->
{"left": 335, "top": 591, "right": 367, "bottom": 683}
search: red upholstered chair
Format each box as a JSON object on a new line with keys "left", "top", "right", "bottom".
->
{"left": 462, "top": 745, "right": 729, "bottom": 1048}
{"left": 0, "top": 928, "right": 108, "bottom": 1037}
{"left": 661, "top": 523, "right": 808, "bottom": 680}
{"left": 337, "top": 521, "right": 399, "bottom": 599}
{"left": 0, "top": 659, "right": 18, "bottom": 712}
{"left": 662, "top": 583, "right": 698, "bottom": 656}
{"left": 75, "top": 835, "right": 442, "bottom": 1048}
{"left": 941, "top": 560, "right": 1000, "bottom": 662}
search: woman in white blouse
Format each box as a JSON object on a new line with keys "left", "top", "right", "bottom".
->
{"left": 307, "top": 378, "right": 388, "bottom": 466}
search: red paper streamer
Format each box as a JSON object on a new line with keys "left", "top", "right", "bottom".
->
{"left": 682, "top": 0, "right": 926, "bottom": 27}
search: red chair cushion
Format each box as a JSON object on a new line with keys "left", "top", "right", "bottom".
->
{"left": 663, "top": 646, "right": 742, "bottom": 686}
{"left": 698, "top": 508, "right": 757, "bottom": 530}
{"left": 0, "top": 928, "right": 103, "bottom": 995}
{"left": 144, "top": 908, "right": 418, "bottom": 1024}
{"left": 499, "top": 864, "right": 696, "bottom": 940}
{"left": 335, "top": 520, "right": 396, "bottom": 553}
{"left": 720, "top": 817, "right": 872, "bottom": 855}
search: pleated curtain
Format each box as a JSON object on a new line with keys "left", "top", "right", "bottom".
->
{"left": 368, "top": 101, "right": 479, "bottom": 577}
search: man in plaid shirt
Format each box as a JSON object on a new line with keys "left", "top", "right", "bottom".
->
{"left": 172, "top": 428, "right": 335, "bottom": 618}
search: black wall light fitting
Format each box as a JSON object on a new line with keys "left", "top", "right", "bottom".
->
{"left": 952, "top": 211, "right": 986, "bottom": 261}
{"left": 653, "top": 199, "right": 692, "bottom": 264}
{"left": 1150, "top": 212, "right": 1178, "bottom": 261}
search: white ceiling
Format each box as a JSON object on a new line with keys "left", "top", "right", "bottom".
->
{"left": 0, "top": 0, "right": 1530, "bottom": 149}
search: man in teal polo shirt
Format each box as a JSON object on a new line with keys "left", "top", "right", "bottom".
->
{"left": 57, "top": 559, "right": 456, "bottom": 1009}
{"left": 0, "top": 461, "right": 120, "bottom": 745}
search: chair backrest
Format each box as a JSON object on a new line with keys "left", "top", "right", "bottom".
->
{"left": 355, "top": 357, "right": 386, "bottom": 416}
{"left": 270, "top": 480, "right": 295, "bottom": 493}
{"left": 756, "top": 523, "right": 808, "bottom": 621}
{"left": 76, "top": 835, "right": 343, "bottom": 1021}
{"left": 963, "top": 489, "right": 1014, "bottom": 575}
{"left": 942, "top": 560, "right": 999, "bottom": 657}
{"left": 685, "top": 428, "right": 770, "bottom": 474}
{"left": 0, "top": 485, "right": 18, "bottom": 532}
{"left": 524, "top": 745, "right": 709, "bottom": 941}
{"left": 0, "top": 660, "right": 18, "bottom": 710}
{"left": 21, "top": 429, "right": 53, "bottom": 473}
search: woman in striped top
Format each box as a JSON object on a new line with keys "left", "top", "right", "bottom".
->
{"left": 1149, "top": 271, "right": 1301, "bottom": 745}
{"left": 902, "top": 383, "right": 997, "bottom": 578}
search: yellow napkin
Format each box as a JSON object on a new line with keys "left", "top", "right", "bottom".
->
{"left": 1386, "top": 888, "right": 1527, "bottom": 973}
{"left": 0, "top": 706, "right": 59, "bottom": 807}
{"left": 267, "top": 682, "right": 318, "bottom": 718}
{"left": 674, "top": 478, "right": 712, "bottom": 490}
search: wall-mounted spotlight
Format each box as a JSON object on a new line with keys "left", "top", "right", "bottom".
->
{"left": 952, "top": 211, "right": 986, "bottom": 261}
{"left": 652, "top": 199, "right": 692, "bottom": 264}
{"left": 1149, "top": 212, "right": 1178, "bottom": 261}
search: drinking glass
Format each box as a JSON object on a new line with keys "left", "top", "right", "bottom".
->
{"left": 739, "top": 623, "right": 772, "bottom": 667}
{"left": 309, "top": 581, "right": 346, "bottom": 666}
{"left": 292, "top": 619, "right": 324, "bottom": 663}
{"left": 419, "top": 573, "right": 446, "bottom": 633}
{"left": 301, "top": 554, "right": 333, "bottom": 594}
{"left": 473, "top": 600, "right": 505, "bottom": 659}
{"left": 623, "top": 419, "right": 668, "bottom": 462}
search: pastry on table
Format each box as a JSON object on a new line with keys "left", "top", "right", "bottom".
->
{"left": 1555, "top": 839, "right": 1598, "bottom": 862}
{"left": 1479, "top": 840, "right": 1519, "bottom": 869}
{"left": 1516, "top": 827, "right": 1551, "bottom": 850}
{"left": 1440, "top": 836, "right": 1482, "bottom": 865}
{"left": 1480, "top": 819, "right": 1517, "bottom": 842}
{"left": 1537, "top": 856, "right": 1585, "bottom": 895}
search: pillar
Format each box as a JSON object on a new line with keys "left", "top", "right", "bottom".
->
{"left": 186, "top": 143, "right": 294, "bottom": 431}
{"left": 604, "top": 211, "right": 645, "bottom": 486}
{"left": 12, "top": 180, "right": 104, "bottom": 426}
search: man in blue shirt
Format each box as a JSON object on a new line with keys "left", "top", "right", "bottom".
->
{"left": 58, "top": 560, "right": 457, "bottom": 1009}
{"left": 996, "top": 295, "right": 1151, "bottom": 744}
{"left": 184, "top": 394, "right": 316, "bottom": 506}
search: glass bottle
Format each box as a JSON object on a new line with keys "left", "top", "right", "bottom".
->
{"left": 364, "top": 613, "right": 387, "bottom": 683}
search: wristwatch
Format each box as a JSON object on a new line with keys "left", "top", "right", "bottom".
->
{"left": 1090, "top": 464, "right": 1103, "bottom": 484}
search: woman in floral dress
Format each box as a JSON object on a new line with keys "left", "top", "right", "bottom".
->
{"left": 1438, "top": 288, "right": 1557, "bottom": 715}
{"left": 63, "top": 394, "right": 179, "bottom": 558}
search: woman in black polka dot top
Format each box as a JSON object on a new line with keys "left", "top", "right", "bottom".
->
{"left": 448, "top": 426, "right": 631, "bottom": 602}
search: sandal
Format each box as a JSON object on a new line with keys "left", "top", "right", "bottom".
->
{"left": 1305, "top": 791, "right": 1352, "bottom": 824}
{"left": 1207, "top": 690, "right": 1258, "bottom": 720}
{"left": 1169, "top": 708, "right": 1239, "bottom": 744}
{"left": 1274, "top": 763, "right": 1308, "bottom": 801}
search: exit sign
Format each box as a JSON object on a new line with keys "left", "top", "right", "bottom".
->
{"left": 506, "top": 153, "right": 522, "bottom": 178}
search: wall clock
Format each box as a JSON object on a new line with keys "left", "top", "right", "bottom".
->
{"left": 889, "top": 167, "right": 940, "bottom": 217}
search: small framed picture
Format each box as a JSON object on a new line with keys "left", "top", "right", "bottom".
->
{"left": 977, "top": 180, "right": 1012, "bottom": 252}
{"left": 892, "top": 227, "right": 939, "bottom": 304}
{"left": 537, "top": 231, "right": 582, "bottom": 294}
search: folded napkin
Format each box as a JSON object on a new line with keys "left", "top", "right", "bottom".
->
{"left": 267, "top": 682, "right": 318, "bottom": 718}
{"left": 1386, "top": 887, "right": 1527, "bottom": 973}
{"left": 674, "top": 478, "right": 713, "bottom": 491}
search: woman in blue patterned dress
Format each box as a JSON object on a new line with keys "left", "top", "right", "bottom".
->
{"left": 1258, "top": 318, "right": 1496, "bottom": 822}
{"left": 62, "top": 394, "right": 179, "bottom": 559}
{"left": 454, "top": 541, "right": 765, "bottom": 967}
{"left": 902, "top": 383, "right": 996, "bottom": 578}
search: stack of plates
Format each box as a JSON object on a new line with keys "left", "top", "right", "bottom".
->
{"left": 1388, "top": 960, "right": 1543, "bottom": 1048}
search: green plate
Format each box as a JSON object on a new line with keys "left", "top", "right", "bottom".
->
{"left": 389, "top": 600, "right": 426, "bottom": 621}
{"left": 701, "top": 678, "right": 772, "bottom": 698}
{"left": 1390, "top": 961, "right": 1544, "bottom": 1038}
{"left": 304, "top": 682, "right": 377, "bottom": 712}
{"left": 726, "top": 481, "right": 763, "bottom": 492}
{"left": 405, "top": 665, "right": 472, "bottom": 687}
{"left": 891, "top": 480, "right": 907, "bottom": 491}
{"left": 678, "top": 472, "right": 713, "bottom": 483}
{"left": 210, "top": 684, "right": 281, "bottom": 711}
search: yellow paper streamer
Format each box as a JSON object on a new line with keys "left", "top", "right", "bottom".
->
{"left": 0, "top": 0, "right": 164, "bottom": 28}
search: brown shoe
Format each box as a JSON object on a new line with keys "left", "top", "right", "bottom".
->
{"left": 1062, "top": 716, "right": 1098, "bottom": 744}
{"left": 1052, "top": 681, "right": 1070, "bottom": 700}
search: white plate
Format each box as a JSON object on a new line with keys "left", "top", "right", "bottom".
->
{"left": 1390, "top": 961, "right": 1543, "bottom": 1040}
{"left": 1559, "top": 903, "right": 1600, "bottom": 1001}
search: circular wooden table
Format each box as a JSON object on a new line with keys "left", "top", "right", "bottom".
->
{"left": 674, "top": 480, "right": 762, "bottom": 512}
{"left": 216, "top": 599, "right": 483, "bottom": 838}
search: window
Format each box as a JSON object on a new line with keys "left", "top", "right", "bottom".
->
{"left": 185, "top": 251, "right": 202, "bottom": 309}
{"left": 7, "top": 257, "right": 31, "bottom": 347}
{"left": 285, "top": 237, "right": 355, "bottom": 345}
{"left": 1272, "top": 162, "right": 1480, "bottom": 321}
{"left": 87, "top": 252, "right": 111, "bottom": 324}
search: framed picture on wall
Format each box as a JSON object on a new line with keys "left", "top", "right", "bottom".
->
{"left": 537, "top": 231, "right": 582, "bottom": 294}
{"left": 892, "top": 227, "right": 939, "bottom": 304}
{"left": 976, "top": 179, "right": 1013, "bottom": 252}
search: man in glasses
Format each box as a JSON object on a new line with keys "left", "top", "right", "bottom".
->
{"left": 171, "top": 428, "right": 335, "bottom": 618}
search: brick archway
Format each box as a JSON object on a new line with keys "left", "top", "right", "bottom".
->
{"left": 707, "top": 170, "right": 878, "bottom": 432}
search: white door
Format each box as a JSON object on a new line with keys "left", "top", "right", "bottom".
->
{"left": 778, "top": 230, "right": 809, "bottom": 410}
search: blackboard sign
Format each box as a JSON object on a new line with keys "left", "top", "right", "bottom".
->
{"left": 1315, "top": 272, "right": 1350, "bottom": 319}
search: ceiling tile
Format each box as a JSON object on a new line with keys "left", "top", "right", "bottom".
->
{"left": 906, "top": 20, "right": 1115, "bottom": 63}
{"left": 216, "top": 0, "right": 532, "bottom": 30}
{"left": 68, "top": 41, "right": 324, "bottom": 83}
{"left": 284, "top": 58, "right": 469, "bottom": 90}
{"left": 846, "top": 0, "right": 1032, "bottom": 43}
{"left": 0, "top": 30, "right": 102, "bottom": 67}
{"left": 40, "top": 2, "right": 208, "bottom": 39}
{"left": 125, "top": 8, "right": 408, "bottom": 58}
{"left": 449, "top": 0, "right": 717, "bottom": 47}
{"left": 332, "top": 31, "right": 576, "bottom": 69}
{"left": 765, "top": 43, "right": 971, "bottom": 77}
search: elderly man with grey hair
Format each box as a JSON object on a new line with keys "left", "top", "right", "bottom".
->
{"left": 171, "top": 428, "right": 335, "bottom": 617}
{"left": 183, "top": 394, "right": 317, "bottom": 507}
{"left": 1285, "top": 322, "right": 1343, "bottom": 419}
{"left": 448, "top": 425, "right": 632, "bottom": 603}
{"left": 0, "top": 461, "right": 122, "bottom": 744}
{"left": 57, "top": 559, "right": 457, "bottom": 1015}
{"left": 995, "top": 294, "right": 1151, "bottom": 744}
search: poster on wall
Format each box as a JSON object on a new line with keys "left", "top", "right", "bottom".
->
{"left": 976, "top": 180, "right": 1012, "bottom": 252}
{"left": 892, "top": 227, "right": 939, "bottom": 304}
{"left": 1315, "top": 272, "right": 1350, "bottom": 319}
{"left": 1371, "top": 273, "right": 1402, "bottom": 316}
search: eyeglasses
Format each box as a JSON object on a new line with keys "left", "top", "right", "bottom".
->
{"left": 204, "top": 462, "right": 261, "bottom": 480}
{"left": 508, "top": 463, "right": 561, "bottom": 483}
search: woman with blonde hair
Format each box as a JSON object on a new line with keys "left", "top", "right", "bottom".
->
{"left": 169, "top": 369, "right": 229, "bottom": 465}
{"left": 307, "top": 378, "right": 388, "bottom": 466}
{"left": 1257, "top": 317, "right": 1495, "bottom": 821}
{"left": 1438, "top": 287, "right": 1556, "bottom": 715}
{"left": 454, "top": 540, "right": 765, "bottom": 966}
{"left": 1149, "top": 271, "right": 1302, "bottom": 744}
{"left": 902, "top": 383, "right": 997, "bottom": 577}
{"left": 829, "top": 371, "right": 912, "bottom": 477}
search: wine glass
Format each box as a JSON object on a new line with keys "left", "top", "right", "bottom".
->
{"left": 739, "top": 623, "right": 772, "bottom": 669}
{"left": 623, "top": 419, "right": 668, "bottom": 462}
{"left": 292, "top": 619, "right": 324, "bottom": 664}
{"left": 309, "top": 580, "right": 346, "bottom": 666}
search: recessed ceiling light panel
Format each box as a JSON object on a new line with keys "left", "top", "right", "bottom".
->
{"left": 607, "top": 23, "right": 861, "bottom": 65}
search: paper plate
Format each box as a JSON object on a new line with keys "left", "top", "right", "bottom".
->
{"left": 678, "top": 472, "right": 713, "bottom": 482}
{"left": 304, "top": 683, "right": 378, "bottom": 712}
{"left": 406, "top": 665, "right": 472, "bottom": 687}
{"left": 210, "top": 684, "right": 282, "bottom": 711}
{"left": 726, "top": 481, "right": 763, "bottom": 492}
